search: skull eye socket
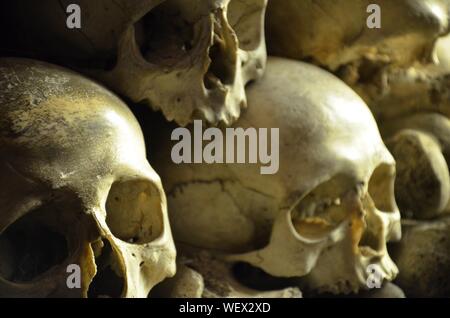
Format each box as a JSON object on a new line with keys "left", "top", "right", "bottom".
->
{"left": 0, "top": 204, "right": 69, "bottom": 283}
{"left": 368, "top": 163, "right": 397, "bottom": 212}
{"left": 136, "top": 0, "right": 195, "bottom": 67}
{"left": 291, "top": 175, "right": 352, "bottom": 240}
{"left": 227, "top": 0, "right": 266, "bottom": 51}
{"left": 105, "top": 180, "right": 164, "bottom": 244}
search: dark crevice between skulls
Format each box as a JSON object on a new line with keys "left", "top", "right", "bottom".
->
{"left": 231, "top": 262, "right": 296, "bottom": 291}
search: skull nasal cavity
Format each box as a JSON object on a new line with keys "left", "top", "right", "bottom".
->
{"left": 105, "top": 180, "right": 163, "bottom": 244}
{"left": 204, "top": 11, "right": 237, "bottom": 89}
{"left": 0, "top": 205, "right": 68, "bottom": 283}
{"left": 88, "top": 240, "right": 124, "bottom": 298}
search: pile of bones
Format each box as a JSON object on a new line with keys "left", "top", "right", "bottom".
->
{"left": 0, "top": 0, "right": 449, "bottom": 298}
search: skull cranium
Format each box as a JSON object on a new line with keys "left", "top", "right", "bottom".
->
{"left": 152, "top": 57, "right": 401, "bottom": 294}
{"left": 266, "top": 0, "right": 449, "bottom": 71}
{"left": 265, "top": 0, "right": 450, "bottom": 124}
{"left": 0, "top": 58, "right": 176, "bottom": 297}
{"left": 0, "top": 0, "right": 268, "bottom": 126}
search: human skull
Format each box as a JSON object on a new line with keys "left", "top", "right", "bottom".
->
{"left": 265, "top": 0, "right": 450, "bottom": 124}
{"left": 0, "top": 0, "right": 267, "bottom": 126}
{"left": 364, "top": 31, "right": 450, "bottom": 123}
{"left": 266, "top": 0, "right": 449, "bottom": 71}
{"left": 0, "top": 58, "right": 176, "bottom": 297}
{"left": 356, "top": 26, "right": 450, "bottom": 127}
{"left": 152, "top": 57, "right": 401, "bottom": 294}
{"left": 364, "top": 64, "right": 450, "bottom": 123}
